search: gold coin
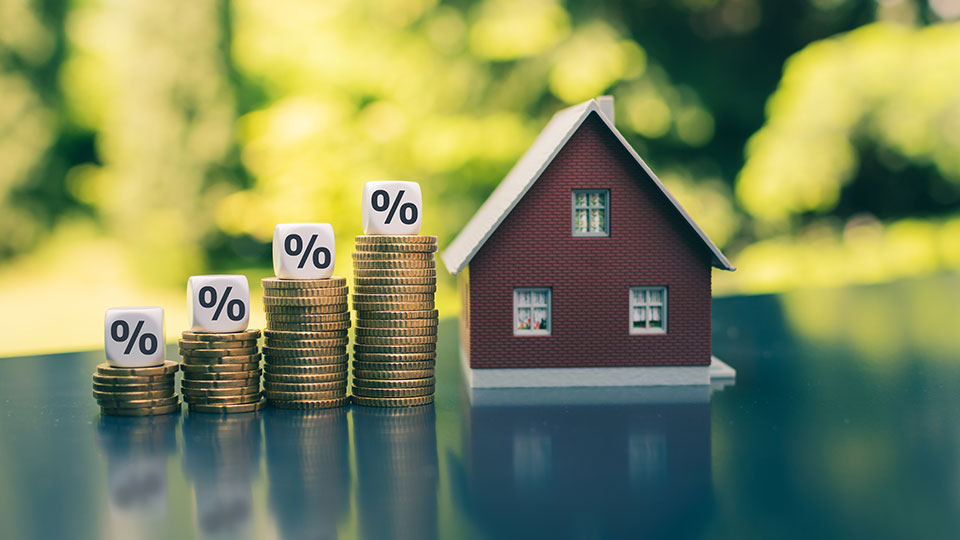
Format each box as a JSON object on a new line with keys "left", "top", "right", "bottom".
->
{"left": 182, "top": 393, "right": 262, "bottom": 405}
{"left": 263, "top": 380, "right": 347, "bottom": 392}
{"left": 181, "top": 378, "right": 260, "bottom": 389}
{"left": 353, "top": 268, "right": 437, "bottom": 278}
{"left": 353, "top": 260, "right": 435, "bottom": 270}
{"left": 261, "top": 277, "right": 347, "bottom": 289}
{"left": 178, "top": 340, "right": 257, "bottom": 351}
{"left": 352, "top": 302, "right": 435, "bottom": 312}
{"left": 354, "top": 309, "right": 438, "bottom": 320}
{"left": 262, "top": 354, "right": 349, "bottom": 366}
{"left": 351, "top": 395, "right": 434, "bottom": 407}
{"left": 265, "top": 363, "right": 349, "bottom": 375}
{"left": 353, "top": 360, "right": 435, "bottom": 371}
{"left": 355, "top": 235, "right": 437, "bottom": 244}
{"left": 353, "top": 352, "right": 436, "bottom": 362}
{"left": 92, "top": 389, "right": 174, "bottom": 401}
{"left": 96, "top": 361, "right": 179, "bottom": 377}
{"left": 180, "top": 362, "right": 260, "bottom": 373}
{"left": 265, "top": 312, "right": 351, "bottom": 323}
{"left": 354, "top": 335, "right": 438, "bottom": 345}
{"left": 188, "top": 398, "right": 266, "bottom": 414}
{"left": 354, "top": 317, "right": 438, "bottom": 328}
{"left": 180, "top": 385, "right": 260, "bottom": 397}
{"left": 263, "top": 371, "right": 347, "bottom": 384}
{"left": 268, "top": 397, "right": 350, "bottom": 409}
{"left": 353, "top": 368, "right": 434, "bottom": 380}
{"left": 92, "top": 381, "right": 174, "bottom": 393}
{"left": 353, "top": 343, "right": 436, "bottom": 354}
{"left": 354, "top": 276, "right": 437, "bottom": 286}
{"left": 101, "top": 402, "right": 181, "bottom": 416}
{"left": 264, "top": 295, "right": 349, "bottom": 307}
{"left": 351, "top": 293, "right": 434, "bottom": 304}
{"left": 353, "top": 242, "right": 437, "bottom": 253}
{"left": 180, "top": 353, "right": 262, "bottom": 365}
{"left": 351, "top": 386, "right": 433, "bottom": 398}
{"left": 181, "top": 370, "right": 261, "bottom": 381}
{"left": 264, "top": 304, "right": 347, "bottom": 314}
{"left": 264, "top": 338, "right": 349, "bottom": 349}
{"left": 353, "top": 285, "right": 437, "bottom": 295}
{"left": 92, "top": 373, "right": 175, "bottom": 385}
{"left": 352, "top": 376, "right": 436, "bottom": 388}
{"left": 96, "top": 395, "right": 180, "bottom": 409}
{"left": 180, "top": 329, "right": 261, "bottom": 341}
{"left": 265, "top": 322, "right": 351, "bottom": 333}
{"left": 177, "top": 346, "right": 259, "bottom": 357}
{"left": 263, "top": 286, "right": 348, "bottom": 298}
{"left": 263, "top": 390, "right": 346, "bottom": 401}
{"left": 351, "top": 251, "right": 434, "bottom": 260}
{"left": 354, "top": 326, "right": 437, "bottom": 337}
{"left": 263, "top": 329, "right": 349, "bottom": 340}
{"left": 262, "top": 346, "right": 345, "bottom": 358}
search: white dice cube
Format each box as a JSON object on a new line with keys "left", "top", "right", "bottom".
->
{"left": 273, "top": 223, "right": 336, "bottom": 279}
{"left": 187, "top": 275, "right": 250, "bottom": 333}
{"left": 104, "top": 307, "right": 165, "bottom": 367}
{"left": 361, "top": 181, "right": 422, "bottom": 235}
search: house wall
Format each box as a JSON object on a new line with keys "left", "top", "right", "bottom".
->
{"left": 467, "top": 111, "right": 713, "bottom": 369}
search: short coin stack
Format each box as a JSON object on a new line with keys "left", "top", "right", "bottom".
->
{"left": 92, "top": 361, "right": 180, "bottom": 416}
{"left": 178, "top": 330, "right": 266, "bottom": 413}
{"left": 351, "top": 235, "right": 439, "bottom": 407}
{"left": 262, "top": 277, "right": 351, "bottom": 409}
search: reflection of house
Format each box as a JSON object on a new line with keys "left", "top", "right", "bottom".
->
{"left": 452, "top": 388, "right": 713, "bottom": 538}
{"left": 441, "top": 97, "right": 736, "bottom": 387}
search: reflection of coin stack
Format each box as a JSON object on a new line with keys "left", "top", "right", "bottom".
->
{"left": 179, "top": 330, "right": 265, "bottom": 414}
{"left": 351, "top": 235, "right": 439, "bottom": 407}
{"left": 92, "top": 361, "right": 180, "bottom": 416}
{"left": 261, "top": 277, "right": 350, "bottom": 409}
{"left": 182, "top": 412, "right": 261, "bottom": 540}
{"left": 354, "top": 405, "right": 439, "bottom": 539}
{"left": 265, "top": 409, "right": 351, "bottom": 539}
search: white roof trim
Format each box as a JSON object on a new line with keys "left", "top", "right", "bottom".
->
{"left": 441, "top": 99, "right": 735, "bottom": 275}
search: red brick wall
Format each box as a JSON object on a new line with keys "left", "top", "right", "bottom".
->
{"left": 466, "top": 112, "right": 714, "bottom": 369}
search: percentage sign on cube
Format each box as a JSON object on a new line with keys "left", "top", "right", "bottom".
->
{"left": 273, "top": 223, "right": 336, "bottom": 279}
{"left": 361, "top": 181, "right": 422, "bottom": 235}
{"left": 104, "top": 307, "right": 165, "bottom": 367}
{"left": 188, "top": 275, "right": 250, "bottom": 332}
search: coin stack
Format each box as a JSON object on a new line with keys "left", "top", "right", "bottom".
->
{"left": 92, "top": 361, "right": 180, "bottom": 416}
{"left": 178, "top": 329, "right": 266, "bottom": 413}
{"left": 261, "top": 277, "right": 351, "bottom": 409}
{"left": 351, "top": 235, "right": 439, "bottom": 407}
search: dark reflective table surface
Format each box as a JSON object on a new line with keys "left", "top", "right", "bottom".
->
{"left": 2, "top": 275, "right": 959, "bottom": 539}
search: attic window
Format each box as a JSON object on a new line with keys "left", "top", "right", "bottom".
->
{"left": 572, "top": 190, "right": 609, "bottom": 236}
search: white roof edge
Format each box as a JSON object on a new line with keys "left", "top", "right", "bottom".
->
{"left": 441, "top": 99, "right": 735, "bottom": 275}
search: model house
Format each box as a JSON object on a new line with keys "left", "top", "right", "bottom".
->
{"left": 441, "top": 97, "right": 736, "bottom": 388}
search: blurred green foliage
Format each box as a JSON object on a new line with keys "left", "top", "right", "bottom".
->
{"left": 1, "top": 0, "right": 960, "bottom": 352}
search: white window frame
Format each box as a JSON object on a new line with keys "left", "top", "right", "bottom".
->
{"left": 571, "top": 189, "right": 610, "bottom": 237}
{"left": 629, "top": 287, "right": 667, "bottom": 335}
{"left": 514, "top": 288, "right": 551, "bottom": 336}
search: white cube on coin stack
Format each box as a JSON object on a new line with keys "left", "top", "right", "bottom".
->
{"left": 261, "top": 223, "right": 350, "bottom": 410}
{"left": 94, "top": 307, "right": 180, "bottom": 416}
{"left": 179, "top": 275, "right": 265, "bottom": 414}
{"left": 352, "top": 181, "right": 437, "bottom": 408}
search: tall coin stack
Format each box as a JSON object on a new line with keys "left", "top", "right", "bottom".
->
{"left": 178, "top": 329, "right": 266, "bottom": 413}
{"left": 351, "top": 235, "right": 439, "bottom": 407}
{"left": 93, "top": 361, "right": 180, "bottom": 416}
{"left": 261, "top": 277, "right": 351, "bottom": 409}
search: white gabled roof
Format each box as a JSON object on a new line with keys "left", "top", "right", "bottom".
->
{"left": 440, "top": 98, "right": 735, "bottom": 275}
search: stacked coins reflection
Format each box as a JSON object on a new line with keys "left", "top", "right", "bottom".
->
{"left": 262, "top": 277, "right": 351, "bottom": 409}
{"left": 351, "top": 235, "right": 438, "bottom": 407}
{"left": 93, "top": 361, "right": 180, "bottom": 416}
{"left": 178, "top": 330, "right": 266, "bottom": 413}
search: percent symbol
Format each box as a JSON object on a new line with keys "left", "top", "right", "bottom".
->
{"left": 371, "top": 189, "right": 418, "bottom": 225}
{"left": 284, "top": 233, "right": 331, "bottom": 269}
{"left": 110, "top": 320, "right": 159, "bottom": 355}
{"left": 198, "top": 285, "right": 246, "bottom": 321}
